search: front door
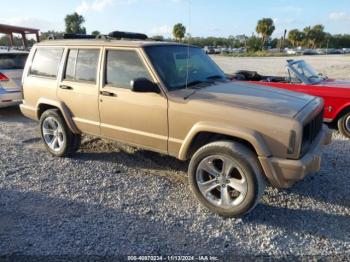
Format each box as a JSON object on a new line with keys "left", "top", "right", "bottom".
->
{"left": 57, "top": 48, "right": 102, "bottom": 135}
{"left": 98, "top": 48, "right": 168, "bottom": 153}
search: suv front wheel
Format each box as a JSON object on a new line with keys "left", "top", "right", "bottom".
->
{"left": 40, "top": 109, "right": 80, "bottom": 157}
{"left": 188, "top": 141, "right": 266, "bottom": 217}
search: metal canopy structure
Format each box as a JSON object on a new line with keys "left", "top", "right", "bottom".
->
{"left": 0, "top": 23, "right": 40, "bottom": 48}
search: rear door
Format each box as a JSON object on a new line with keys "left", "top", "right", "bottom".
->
{"left": 57, "top": 47, "right": 102, "bottom": 135}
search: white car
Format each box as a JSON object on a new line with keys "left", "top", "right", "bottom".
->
{"left": 0, "top": 50, "right": 28, "bottom": 108}
{"left": 286, "top": 49, "right": 297, "bottom": 55}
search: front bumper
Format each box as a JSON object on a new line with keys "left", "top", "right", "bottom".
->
{"left": 259, "top": 125, "right": 332, "bottom": 188}
{"left": 0, "top": 89, "right": 22, "bottom": 108}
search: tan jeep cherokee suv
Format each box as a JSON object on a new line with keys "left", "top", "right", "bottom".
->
{"left": 20, "top": 35, "right": 331, "bottom": 217}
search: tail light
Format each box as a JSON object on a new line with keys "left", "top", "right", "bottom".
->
{"left": 0, "top": 72, "right": 9, "bottom": 81}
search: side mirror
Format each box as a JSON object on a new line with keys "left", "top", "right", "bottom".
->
{"left": 130, "top": 78, "right": 160, "bottom": 93}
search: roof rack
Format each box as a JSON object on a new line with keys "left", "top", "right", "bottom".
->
{"left": 47, "top": 31, "right": 149, "bottom": 41}
{"left": 108, "top": 31, "right": 148, "bottom": 40}
{"left": 63, "top": 33, "right": 96, "bottom": 39}
{"left": 48, "top": 34, "right": 96, "bottom": 40}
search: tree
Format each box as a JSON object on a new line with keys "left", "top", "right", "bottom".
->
{"left": 256, "top": 18, "right": 275, "bottom": 50}
{"left": 40, "top": 30, "right": 64, "bottom": 40}
{"left": 303, "top": 25, "right": 325, "bottom": 48}
{"left": 173, "top": 23, "right": 186, "bottom": 42}
{"left": 91, "top": 31, "right": 100, "bottom": 36}
{"left": 246, "top": 35, "right": 261, "bottom": 52}
{"left": 65, "top": 12, "right": 86, "bottom": 34}
{"left": 311, "top": 24, "right": 325, "bottom": 48}
{"left": 288, "top": 29, "right": 305, "bottom": 47}
{"left": 236, "top": 34, "right": 248, "bottom": 49}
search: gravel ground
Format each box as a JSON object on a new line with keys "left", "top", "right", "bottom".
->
{"left": 0, "top": 107, "right": 349, "bottom": 260}
{"left": 0, "top": 56, "right": 350, "bottom": 259}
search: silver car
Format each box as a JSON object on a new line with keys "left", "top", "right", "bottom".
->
{"left": 0, "top": 50, "right": 28, "bottom": 108}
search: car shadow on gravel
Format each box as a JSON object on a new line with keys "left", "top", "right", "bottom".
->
{"left": 76, "top": 137, "right": 188, "bottom": 174}
{"left": 0, "top": 188, "right": 210, "bottom": 256}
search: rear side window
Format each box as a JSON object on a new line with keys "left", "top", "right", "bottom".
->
{"left": 0, "top": 53, "right": 28, "bottom": 70}
{"left": 64, "top": 49, "right": 99, "bottom": 83}
{"left": 106, "top": 50, "right": 151, "bottom": 89}
{"left": 30, "top": 48, "right": 63, "bottom": 78}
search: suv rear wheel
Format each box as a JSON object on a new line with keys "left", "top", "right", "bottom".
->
{"left": 40, "top": 109, "right": 78, "bottom": 157}
{"left": 188, "top": 141, "right": 265, "bottom": 217}
{"left": 338, "top": 112, "right": 350, "bottom": 139}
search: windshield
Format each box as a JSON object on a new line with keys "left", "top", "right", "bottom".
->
{"left": 0, "top": 53, "right": 28, "bottom": 70}
{"left": 144, "top": 45, "right": 226, "bottom": 91}
{"left": 289, "top": 60, "right": 322, "bottom": 84}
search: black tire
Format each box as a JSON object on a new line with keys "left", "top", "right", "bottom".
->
{"left": 337, "top": 112, "right": 350, "bottom": 139}
{"left": 72, "top": 134, "right": 82, "bottom": 153}
{"left": 188, "top": 141, "right": 266, "bottom": 218}
{"left": 39, "top": 109, "right": 76, "bottom": 157}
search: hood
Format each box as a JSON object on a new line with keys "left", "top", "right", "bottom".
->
{"left": 316, "top": 79, "right": 350, "bottom": 88}
{"left": 180, "top": 81, "right": 316, "bottom": 118}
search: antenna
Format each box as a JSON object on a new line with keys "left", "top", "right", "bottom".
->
{"left": 324, "top": 38, "right": 329, "bottom": 77}
{"left": 185, "top": 0, "right": 191, "bottom": 89}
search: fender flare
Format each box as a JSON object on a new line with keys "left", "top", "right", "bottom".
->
{"left": 36, "top": 98, "right": 80, "bottom": 134}
{"left": 178, "top": 122, "right": 271, "bottom": 160}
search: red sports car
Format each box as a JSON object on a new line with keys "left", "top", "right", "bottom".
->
{"left": 233, "top": 60, "right": 350, "bottom": 138}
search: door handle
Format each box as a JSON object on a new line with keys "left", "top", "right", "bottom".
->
{"left": 100, "top": 91, "right": 117, "bottom": 97}
{"left": 59, "top": 85, "right": 73, "bottom": 90}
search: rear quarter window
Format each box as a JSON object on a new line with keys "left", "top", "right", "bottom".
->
{"left": 0, "top": 53, "right": 28, "bottom": 70}
{"left": 30, "top": 48, "right": 63, "bottom": 78}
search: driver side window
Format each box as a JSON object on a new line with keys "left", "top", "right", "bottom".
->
{"left": 106, "top": 50, "right": 152, "bottom": 89}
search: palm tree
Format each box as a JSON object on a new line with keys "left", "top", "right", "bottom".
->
{"left": 256, "top": 18, "right": 275, "bottom": 50}
{"left": 288, "top": 29, "right": 305, "bottom": 47}
{"left": 173, "top": 23, "right": 186, "bottom": 42}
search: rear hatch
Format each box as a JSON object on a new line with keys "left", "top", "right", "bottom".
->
{"left": 0, "top": 52, "right": 28, "bottom": 91}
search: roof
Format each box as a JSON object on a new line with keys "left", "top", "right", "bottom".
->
{"left": 0, "top": 24, "right": 39, "bottom": 34}
{"left": 35, "top": 39, "right": 195, "bottom": 48}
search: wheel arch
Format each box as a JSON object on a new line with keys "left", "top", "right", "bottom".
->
{"left": 36, "top": 98, "right": 80, "bottom": 134}
{"left": 178, "top": 122, "right": 271, "bottom": 160}
{"left": 334, "top": 104, "right": 350, "bottom": 122}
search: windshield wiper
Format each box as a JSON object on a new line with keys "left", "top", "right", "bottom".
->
{"left": 182, "top": 80, "right": 214, "bottom": 100}
{"left": 181, "top": 80, "right": 213, "bottom": 89}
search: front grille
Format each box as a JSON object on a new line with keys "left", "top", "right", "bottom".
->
{"left": 301, "top": 108, "right": 324, "bottom": 156}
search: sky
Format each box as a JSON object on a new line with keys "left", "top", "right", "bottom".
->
{"left": 1, "top": 0, "right": 350, "bottom": 38}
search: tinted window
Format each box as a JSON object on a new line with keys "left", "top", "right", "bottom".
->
{"left": 106, "top": 50, "right": 151, "bottom": 89}
{"left": 145, "top": 46, "right": 225, "bottom": 91}
{"left": 75, "top": 49, "right": 99, "bottom": 82}
{"left": 30, "top": 48, "right": 63, "bottom": 78}
{"left": 0, "top": 53, "right": 28, "bottom": 70}
{"left": 64, "top": 49, "right": 77, "bottom": 80}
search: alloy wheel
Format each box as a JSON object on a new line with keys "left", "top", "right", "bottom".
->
{"left": 42, "top": 117, "right": 65, "bottom": 152}
{"left": 196, "top": 155, "right": 248, "bottom": 209}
